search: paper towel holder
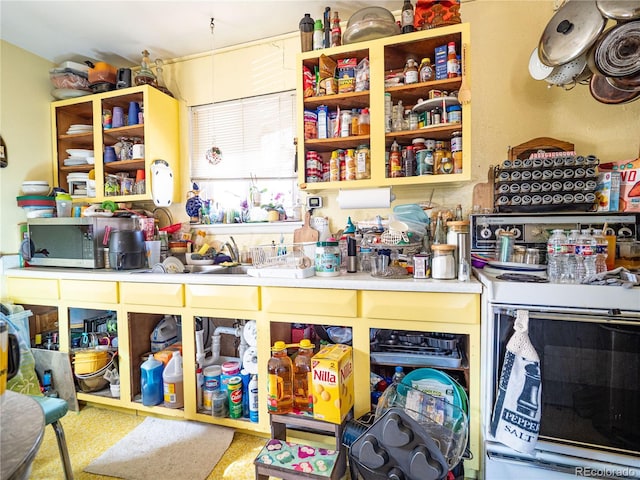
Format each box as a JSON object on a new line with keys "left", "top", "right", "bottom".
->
{"left": 337, "top": 187, "right": 395, "bottom": 209}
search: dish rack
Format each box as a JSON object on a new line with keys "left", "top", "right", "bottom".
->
{"left": 249, "top": 242, "right": 314, "bottom": 269}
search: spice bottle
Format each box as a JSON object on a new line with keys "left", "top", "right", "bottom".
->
{"left": 389, "top": 139, "right": 403, "bottom": 178}
{"left": 331, "top": 11, "right": 342, "bottom": 47}
{"left": 329, "top": 150, "right": 340, "bottom": 182}
{"left": 299, "top": 13, "right": 314, "bottom": 52}
{"left": 403, "top": 145, "right": 415, "bottom": 177}
{"left": 355, "top": 144, "right": 371, "bottom": 180}
{"left": 358, "top": 108, "right": 370, "bottom": 135}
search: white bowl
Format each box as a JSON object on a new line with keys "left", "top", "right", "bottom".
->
{"left": 21, "top": 184, "right": 51, "bottom": 195}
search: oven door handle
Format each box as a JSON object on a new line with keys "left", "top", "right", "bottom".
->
{"left": 494, "top": 306, "right": 640, "bottom": 324}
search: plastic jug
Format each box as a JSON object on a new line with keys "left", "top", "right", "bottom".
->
{"left": 140, "top": 354, "right": 164, "bottom": 406}
{"left": 163, "top": 351, "right": 184, "bottom": 408}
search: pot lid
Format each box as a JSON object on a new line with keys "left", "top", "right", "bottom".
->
{"left": 539, "top": 0, "right": 606, "bottom": 66}
{"left": 596, "top": 0, "right": 640, "bottom": 20}
{"left": 589, "top": 72, "right": 640, "bottom": 103}
{"left": 594, "top": 20, "right": 640, "bottom": 77}
{"left": 606, "top": 70, "right": 640, "bottom": 91}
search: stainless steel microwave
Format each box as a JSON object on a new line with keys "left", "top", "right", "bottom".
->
{"left": 26, "top": 217, "right": 136, "bottom": 268}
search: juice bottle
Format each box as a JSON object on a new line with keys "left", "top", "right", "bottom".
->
{"left": 293, "top": 339, "right": 315, "bottom": 412}
{"left": 267, "top": 341, "right": 293, "bottom": 414}
{"left": 141, "top": 354, "right": 164, "bottom": 406}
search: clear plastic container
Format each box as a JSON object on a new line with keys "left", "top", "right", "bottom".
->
{"left": 55, "top": 193, "right": 73, "bottom": 217}
{"left": 546, "top": 229, "right": 567, "bottom": 283}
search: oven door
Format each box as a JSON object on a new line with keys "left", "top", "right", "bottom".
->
{"left": 485, "top": 305, "right": 640, "bottom": 478}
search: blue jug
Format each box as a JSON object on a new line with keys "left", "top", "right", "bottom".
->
{"left": 141, "top": 354, "right": 164, "bottom": 406}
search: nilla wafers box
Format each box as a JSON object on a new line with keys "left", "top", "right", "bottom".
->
{"left": 311, "top": 344, "right": 354, "bottom": 424}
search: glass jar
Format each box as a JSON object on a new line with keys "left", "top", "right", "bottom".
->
{"left": 315, "top": 240, "right": 340, "bottom": 276}
{"left": 451, "top": 131, "right": 463, "bottom": 174}
{"left": 433, "top": 142, "right": 446, "bottom": 175}
{"left": 105, "top": 175, "right": 120, "bottom": 196}
{"left": 446, "top": 220, "right": 470, "bottom": 246}
{"left": 355, "top": 144, "right": 371, "bottom": 180}
{"left": 431, "top": 244, "right": 456, "bottom": 279}
{"left": 403, "top": 58, "right": 419, "bottom": 84}
{"left": 496, "top": 231, "right": 516, "bottom": 262}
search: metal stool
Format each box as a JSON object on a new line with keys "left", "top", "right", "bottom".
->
{"left": 254, "top": 413, "right": 348, "bottom": 480}
{"left": 31, "top": 396, "right": 73, "bottom": 480}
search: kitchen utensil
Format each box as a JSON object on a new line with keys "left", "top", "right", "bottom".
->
{"left": 593, "top": 20, "right": 640, "bottom": 78}
{"left": 472, "top": 165, "right": 494, "bottom": 212}
{"left": 538, "top": 0, "right": 606, "bottom": 67}
{"left": 458, "top": 43, "right": 471, "bottom": 104}
{"left": 108, "top": 230, "right": 146, "bottom": 270}
{"left": 543, "top": 52, "right": 591, "bottom": 88}
{"left": 596, "top": 0, "right": 640, "bottom": 20}
{"left": 589, "top": 72, "right": 640, "bottom": 104}
{"left": 293, "top": 210, "right": 319, "bottom": 244}
{"left": 343, "top": 6, "right": 400, "bottom": 44}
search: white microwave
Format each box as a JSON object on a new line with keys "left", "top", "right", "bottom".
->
{"left": 26, "top": 217, "right": 136, "bottom": 268}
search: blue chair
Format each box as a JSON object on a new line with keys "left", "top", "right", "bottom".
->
{"left": 31, "top": 396, "right": 74, "bottom": 480}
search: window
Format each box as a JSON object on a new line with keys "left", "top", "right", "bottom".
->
{"left": 189, "top": 90, "right": 299, "bottom": 222}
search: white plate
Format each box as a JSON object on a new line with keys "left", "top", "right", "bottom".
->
{"left": 412, "top": 96, "right": 460, "bottom": 113}
{"left": 22, "top": 181, "right": 50, "bottom": 185}
{"left": 162, "top": 256, "right": 185, "bottom": 273}
{"left": 51, "top": 88, "right": 91, "bottom": 100}
{"left": 66, "top": 149, "right": 93, "bottom": 157}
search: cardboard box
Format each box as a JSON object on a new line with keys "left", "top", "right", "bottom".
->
{"left": 337, "top": 58, "right": 357, "bottom": 94}
{"left": 435, "top": 45, "right": 448, "bottom": 80}
{"left": 599, "top": 160, "right": 640, "bottom": 212}
{"left": 311, "top": 343, "right": 354, "bottom": 424}
{"left": 596, "top": 172, "right": 620, "bottom": 212}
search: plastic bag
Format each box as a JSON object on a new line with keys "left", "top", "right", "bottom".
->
{"left": 2, "top": 305, "right": 42, "bottom": 396}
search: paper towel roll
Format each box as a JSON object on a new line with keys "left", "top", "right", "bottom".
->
{"left": 336, "top": 187, "right": 394, "bottom": 209}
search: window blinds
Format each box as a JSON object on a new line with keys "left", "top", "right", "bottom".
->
{"left": 190, "top": 90, "right": 297, "bottom": 180}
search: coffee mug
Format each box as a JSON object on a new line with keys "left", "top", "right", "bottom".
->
{"left": 104, "top": 146, "right": 117, "bottom": 163}
{"left": 128, "top": 101, "right": 140, "bottom": 126}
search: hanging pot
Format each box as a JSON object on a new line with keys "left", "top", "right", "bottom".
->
{"left": 593, "top": 20, "right": 640, "bottom": 78}
{"left": 596, "top": 0, "right": 640, "bottom": 20}
{"left": 538, "top": 0, "right": 606, "bottom": 67}
{"left": 589, "top": 72, "right": 640, "bottom": 103}
{"left": 606, "top": 70, "right": 640, "bottom": 91}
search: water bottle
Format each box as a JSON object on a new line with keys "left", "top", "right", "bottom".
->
{"left": 575, "top": 229, "right": 595, "bottom": 282}
{"left": 563, "top": 229, "right": 579, "bottom": 283}
{"left": 392, "top": 366, "right": 406, "bottom": 384}
{"left": 546, "top": 229, "right": 567, "bottom": 283}
{"left": 592, "top": 229, "right": 608, "bottom": 274}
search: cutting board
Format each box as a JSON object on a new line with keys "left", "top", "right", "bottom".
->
{"left": 293, "top": 211, "right": 319, "bottom": 244}
{"left": 472, "top": 165, "right": 495, "bottom": 212}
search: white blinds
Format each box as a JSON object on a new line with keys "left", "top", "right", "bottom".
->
{"left": 190, "top": 90, "right": 297, "bottom": 180}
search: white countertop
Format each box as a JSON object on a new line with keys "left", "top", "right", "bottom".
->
{"left": 5, "top": 266, "right": 482, "bottom": 294}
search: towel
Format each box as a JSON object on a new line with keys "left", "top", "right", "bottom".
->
{"left": 490, "top": 309, "right": 541, "bottom": 454}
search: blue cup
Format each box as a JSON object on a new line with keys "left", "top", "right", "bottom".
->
{"left": 104, "top": 146, "right": 117, "bottom": 163}
{"left": 128, "top": 101, "right": 140, "bottom": 125}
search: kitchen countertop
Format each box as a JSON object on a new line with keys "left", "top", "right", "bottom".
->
{"left": 5, "top": 266, "right": 482, "bottom": 294}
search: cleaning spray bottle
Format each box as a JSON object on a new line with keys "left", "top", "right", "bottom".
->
{"left": 141, "top": 354, "right": 164, "bottom": 406}
{"left": 163, "top": 351, "right": 184, "bottom": 408}
{"left": 249, "top": 374, "right": 259, "bottom": 422}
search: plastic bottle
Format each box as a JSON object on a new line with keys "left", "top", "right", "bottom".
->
{"left": 141, "top": 354, "right": 164, "bottom": 406}
{"left": 313, "top": 19, "right": 324, "bottom": 50}
{"left": 299, "top": 13, "right": 314, "bottom": 52}
{"left": 575, "top": 229, "right": 595, "bottom": 282}
{"left": 447, "top": 42, "right": 458, "bottom": 78}
{"left": 563, "top": 229, "right": 579, "bottom": 284}
{"left": 358, "top": 108, "right": 370, "bottom": 135}
{"left": 267, "top": 341, "right": 293, "bottom": 414}
{"left": 592, "top": 229, "right": 608, "bottom": 274}
{"left": 293, "top": 339, "right": 315, "bottom": 412}
{"left": 162, "top": 351, "right": 184, "bottom": 408}
{"left": 419, "top": 58, "right": 434, "bottom": 82}
{"left": 546, "top": 229, "right": 567, "bottom": 283}
{"left": 392, "top": 366, "right": 406, "bottom": 384}
{"left": 389, "top": 138, "right": 402, "bottom": 178}
{"left": 249, "top": 374, "right": 259, "bottom": 422}
{"left": 196, "top": 366, "right": 203, "bottom": 410}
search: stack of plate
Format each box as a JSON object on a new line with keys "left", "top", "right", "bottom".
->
{"left": 64, "top": 148, "right": 94, "bottom": 166}
{"left": 65, "top": 124, "right": 93, "bottom": 135}
{"left": 17, "top": 195, "right": 56, "bottom": 218}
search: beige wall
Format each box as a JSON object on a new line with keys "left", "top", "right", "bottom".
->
{"left": 2, "top": 1, "right": 640, "bottom": 254}
{"left": 0, "top": 41, "right": 53, "bottom": 254}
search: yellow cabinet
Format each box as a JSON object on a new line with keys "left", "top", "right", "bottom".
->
{"left": 297, "top": 23, "right": 471, "bottom": 190}
{"left": 51, "top": 85, "right": 180, "bottom": 203}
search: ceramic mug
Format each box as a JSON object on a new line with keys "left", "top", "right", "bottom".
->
{"left": 132, "top": 144, "right": 145, "bottom": 159}
{"left": 112, "top": 107, "right": 124, "bottom": 128}
{"left": 128, "top": 101, "right": 140, "bottom": 126}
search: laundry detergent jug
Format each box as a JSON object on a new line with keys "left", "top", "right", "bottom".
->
{"left": 163, "top": 351, "right": 184, "bottom": 408}
{"left": 141, "top": 354, "right": 164, "bottom": 406}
